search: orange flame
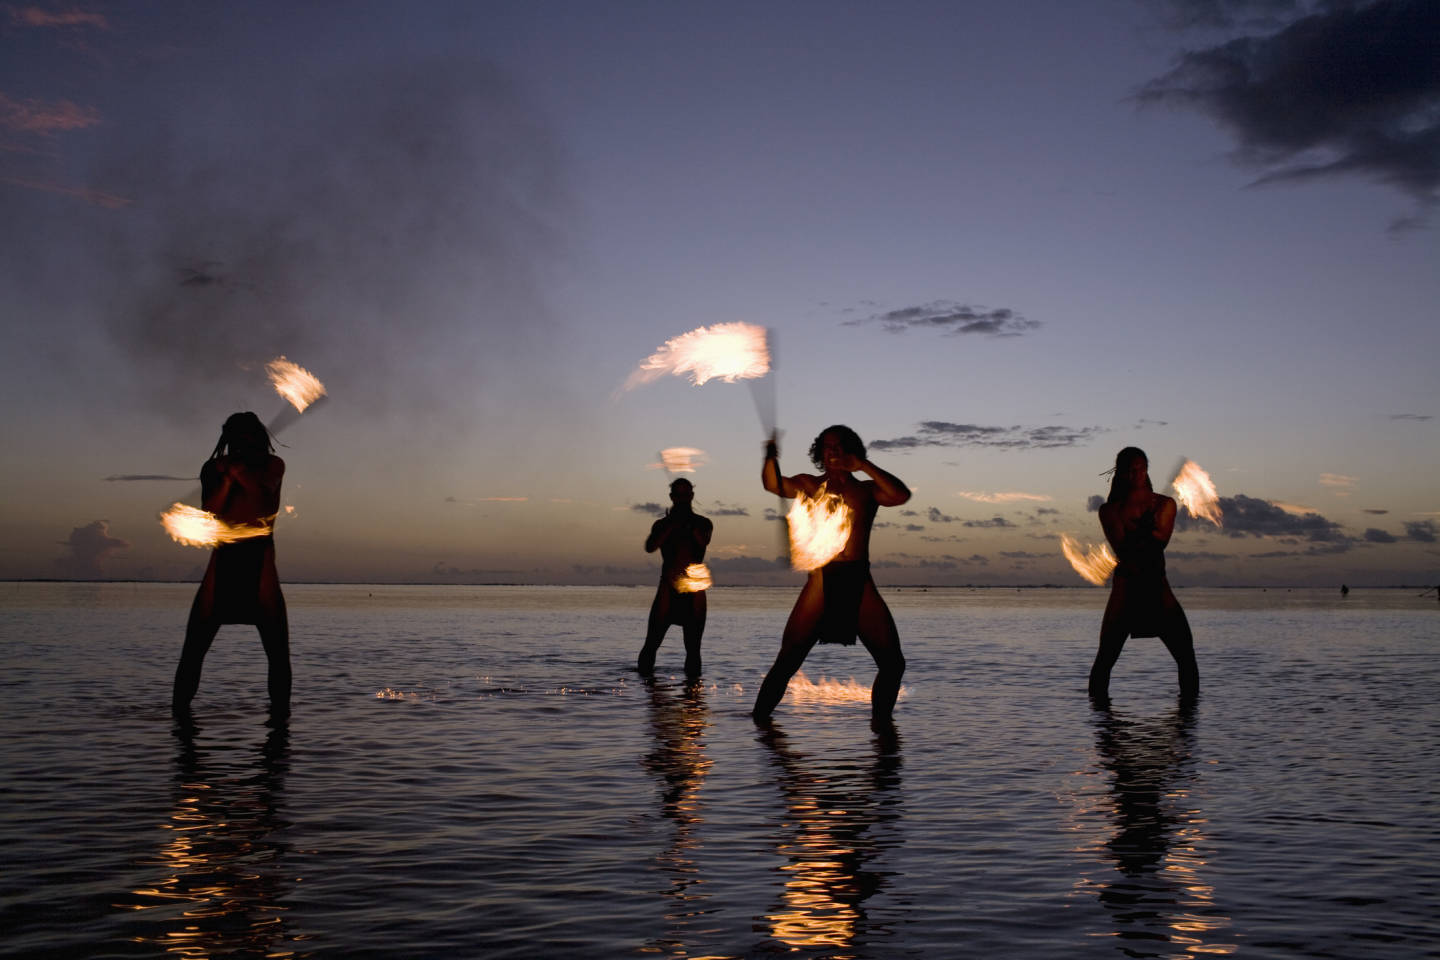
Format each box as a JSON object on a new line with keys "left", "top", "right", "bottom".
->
{"left": 673, "top": 562, "right": 712, "bottom": 593}
{"left": 161, "top": 503, "right": 273, "bottom": 549}
{"left": 624, "top": 322, "right": 771, "bottom": 390}
{"left": 1172, "top": 459, "right": 1223, "bottom": 526}
{"left": 653, "top": 446, "right": 706, "bottom": 473}
{"left": 787, "top": 483, "right": 852, "bottom": 572}
{"left": 1060, "top": 532, "right": 1117, "bottom": 586}
{"left": 265, "top": 356, "right": 326, "bottom": 412}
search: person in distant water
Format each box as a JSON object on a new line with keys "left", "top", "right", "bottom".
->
{"left": 173, "top": 412, "right": 291, "bottom": 719}
{"left": 1088, "top": 447, "right": 1199, "bottom": 702}
{"left": 752, "top": 426, "right": 909, "bottom": 729}
{"left": 637, "top": 478, "right": 714, "bottom": 679}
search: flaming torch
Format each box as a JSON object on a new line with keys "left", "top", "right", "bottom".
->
{"left": 788, "top": 483, "right": 853, "bottom": 572}
{"left": 161, "top": 503, "right": 274, "bottom": 549}
{"left": 622, "top": 322, "right": 775, "bottom": 433}
{"left": 1170, "top": 459, "right": 1223, "bottom": 527}
{"left": 1060, "top": 532, "right": 1117, "bottom": 586}
{"left": 263, "top": 355, "right": 327, "bottom": 435}
{"left": 673, "top": 562, "right": 713, "bottom": 593}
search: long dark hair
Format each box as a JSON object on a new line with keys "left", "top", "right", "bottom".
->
{"left": 210, "top": 412, "right": 273, "bottom": 460}
{"left": 809, "top": 424, "right": 865, "bottom": 469}
{"left": 1106, "top": 446, "right": 1151, "bottom": 506}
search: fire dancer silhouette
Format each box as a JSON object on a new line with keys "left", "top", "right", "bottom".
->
{"left": 638, "top": 478, "right": 713, "bottom": 679}
{"left": 752, "top": 426, "right": 909, "bottom": 729}
{"left": 1088, "top": 447, "right": 1199, "bottom": 702}
{"left": 172, "top": 412, "right": 291, "bottom": 719}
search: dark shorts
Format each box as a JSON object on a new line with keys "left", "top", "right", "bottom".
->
{"left": 1114, "top": 566, "right": 1168, "bottom": 639}
{"left": 208, "top": 537, "right": 274, "bottom": 625}
{"left": 818, "top": 560, "right": 869, "bottom": 645}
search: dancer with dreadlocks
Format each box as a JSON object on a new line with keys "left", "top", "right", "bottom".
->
{"left": 172, "top": 412, "right": 291, "bottom": 719}
{"left": 1088, "top": 446, "right": 1199, "bottom": 702}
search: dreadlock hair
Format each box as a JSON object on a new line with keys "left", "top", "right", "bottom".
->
{"left": 211, "top": 412, "right": 274, "bottom": 461}
{"left": 1105, "top": 446, "right": 1151, "bottom": 506}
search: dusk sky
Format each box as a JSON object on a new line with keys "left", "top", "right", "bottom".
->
{"left": 3, "top": 0, "right": 1436, "bottom": 587}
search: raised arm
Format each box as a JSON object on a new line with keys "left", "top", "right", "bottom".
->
{"left": 853, "top": 456, "right": 910, "bottom": 507}
{"left": 761, "top": 432, "right": 807, "bottom": 499}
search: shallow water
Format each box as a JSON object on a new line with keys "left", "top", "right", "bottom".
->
{"left": 1, "top": 583, "right": 1437, "bottom": 958}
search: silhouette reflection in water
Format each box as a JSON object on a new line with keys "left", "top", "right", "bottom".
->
{"left": 1074, "top": 702, "right": 1233, "bottom": 956}
{"left": 755, "top": 724, "right": 904, "bottom": 955}
{"left": 117, "top": 720, "right": 300, "bottom": 957}
{"left": 639, "top": 677, "right": 715, "bottom": 954}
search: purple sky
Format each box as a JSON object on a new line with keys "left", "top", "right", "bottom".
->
{"left": 2, "top": 0, "right": 1436, "bottom": 586}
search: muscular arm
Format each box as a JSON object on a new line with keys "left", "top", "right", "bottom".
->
{"left": 852, "top": 457, "right": 910, "bottom": 507}
{"left": 762, "top": 435, "right": 819, "bottom": 499}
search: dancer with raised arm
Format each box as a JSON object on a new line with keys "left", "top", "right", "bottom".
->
{"left": 752, "top": 425, "right": 909, "bottom": 729}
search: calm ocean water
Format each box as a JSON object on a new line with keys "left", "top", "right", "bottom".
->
{"left": 1, "top": 582, "right": 1436, "bottom": 958}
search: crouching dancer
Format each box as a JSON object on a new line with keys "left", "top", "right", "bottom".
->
{"left": 752, "top": 425, "right": 909, "bottom": 729}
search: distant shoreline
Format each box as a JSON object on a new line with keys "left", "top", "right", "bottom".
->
{"left": 4, "top": 579, "right": 1435, "bottom": 591}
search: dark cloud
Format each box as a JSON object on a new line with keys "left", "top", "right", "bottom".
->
{"left": 1168, "top": 550, "right": 1230, "bottom": 561}
{"left": 763, "top": 508, "right": 782, "bottom": 522}
{"left": 55, "top": 520, "right": 129, "bottom": 578}
{"left": 1364, "top": 527, "right": 1397, "bottom": 543}
{"left": 708, "top": 503, "right": 750, "bottom": 517}
{"left": 963, "top": 516, "right": 1015, "bottom": 529}
{"left": 1363, "top": 508, "right": 1389, "bottom": 514}
{"left": 927, "top": 507, "right": 959, "bottom": 523}
{"left": 1390, "top": 413, "right": 1432, "bottom": 421}
{"left": 1140, "top": 0, "right": 1440, "bottom": 230}
{"left": 871, "top": 421, "right": 1104, "bottom": 452}
{"left": 1135, "top": 418, "right": 1170, "bottom": 428}
{"left": 632, "top": 502, "right": 665, "bottom": 516}
{"left": 1178, "top": 493, "right": 1347, "bottom": 540}
{"left": 1086, "top": 495, "right": 1106, "bottom": 512}
{"left": 1404, "top": 520, "right": 1438, "bottom": 542}
{"left": 843, "top": 300, "right": 1039, "bottom": 337}
{"left": 1000, "top": 550, "right": 1048, "bottom": 559}
{"left": 904, "top": 523, "right": 925, "bottom": 532}
{"left": 1035, "top": 507, "right": 1061, "bottom": 516}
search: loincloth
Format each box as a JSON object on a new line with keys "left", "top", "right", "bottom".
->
{"left": 1113, "top": 563, "right": 1168, "bottom": 639}
{"left": 818, "top": 560, "right": 868, "bottom": 645}
{"left": 655, "top": 581, "right": 702, "bottom": 626}
{"left": 208, "top": 537, "right": 275, "bottom": 625}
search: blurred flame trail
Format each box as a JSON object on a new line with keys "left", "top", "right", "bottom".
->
{"left": 1171, "top": 459, "right": 1223, "bottom": 526}
{"left": 673, "top": 563, "right": 712, "bottom": 593}
{"left": 1061, "top": 533, "right": 1117, "bottom": 586}
{"left": 623, "top": 322, "right": 775, "bottom": 433}
{"left": 788, "top": 484, "right": 852, "bottom": 571}
{"left": 786, "top": 670, "right": 907, "bottom": 705}
{"left": 652, "top": 447, "right": 706, "bottom": 474}
{"left": 265, "top": 356, "right": 326, "bottom": 412}
{"left": 161, "top": 503, "right": 274, "bottom": 549}
{"left": 263, "top": 355, "right": 328, "bottom": 435}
